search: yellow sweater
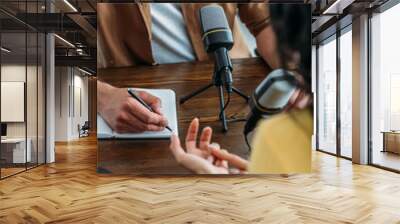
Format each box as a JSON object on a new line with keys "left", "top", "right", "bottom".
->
{"left": 248, "top": 109, "right": 313, "bottom": 174}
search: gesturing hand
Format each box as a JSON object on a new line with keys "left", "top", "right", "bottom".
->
{"left": 169, "top": 118, "right": 249, "bottom": 174}
{"left": 169, "top": 118, "right": 228, "bottom": 174}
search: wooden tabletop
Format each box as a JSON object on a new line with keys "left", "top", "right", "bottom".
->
{"left": 97, "top": 57, "right": 270, "bottom": 174}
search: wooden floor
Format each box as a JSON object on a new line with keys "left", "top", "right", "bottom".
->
{"left": 1, "top": 136, "right": 400, "bottom": 223}
{"left": 1, "top": 167, "right": 26, "bottom": 178}
{"left": 372, "top": 150, "right": 400, "bottom": 171}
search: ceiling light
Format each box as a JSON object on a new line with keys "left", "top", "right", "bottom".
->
{"left": 76, "top": 48, "right": 85, "bottom": 55}
{"left": 323, "top": 0, "right": 354, "bottom": 15}
{"left": 63, "top": 0, "right": 78, "bottom": 12}
{"left": 54, "top": 34, "right": 75, "bottom": 48}
{"left": 1, "top": 47, "right": 11, "bottom": 53}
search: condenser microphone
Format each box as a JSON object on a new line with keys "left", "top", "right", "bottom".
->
{"left": 244, "top": 69, "right": 297, "bottom": 144}
{"left": 199, "top": 5, "right": 233, "bottom": 93}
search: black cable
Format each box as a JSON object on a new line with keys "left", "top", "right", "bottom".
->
{"left": 245, "top": 134, "right": 252, "bottom": 151}
{"left": 227, "top": 117, "right": 247, "bottom": 123}
{"left": 219, "top": 91, "right": 231, "bottom": 121}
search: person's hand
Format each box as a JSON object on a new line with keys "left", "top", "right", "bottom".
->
{"left": 286, "top": 89, "right": 311, "bottom": 110}
{"left": 285, "top": 72, "right": 312, "bottom": 111}
{"left": 209, "top": 147, "right": 248, "bottom": 174}
{"left": 98, "top": 81, "right": 168, "bottom": 133}
{"left": 169, "top": 118, "right": 249, "bottom": 174}
{"left": 169, "top": 118, "right": 229, "bottom": 174}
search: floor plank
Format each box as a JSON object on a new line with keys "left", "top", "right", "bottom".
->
{"left": 0, "top": 136, "right": 400, "bottom": 223}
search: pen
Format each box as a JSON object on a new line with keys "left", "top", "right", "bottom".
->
{"left": 127, "top": 88, "right": 173, "bottom": 132}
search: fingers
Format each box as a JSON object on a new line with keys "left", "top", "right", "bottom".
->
{"left": 209, "top": 143, "right": 220, "bottom": 150}
{"left": 114, "top": 111, "right": 164, "bottom": 133}
{"left": 170, "top": 134, "right": 220, "bottom": 174}
{"left": 287, "top": 89, "right": 310, "bottom": 110}
{"left": 125, "top": 98, "right": 168, "bottom": 127}
{"left": 176, "top": 152, "right": 219, "bottom": 174}
{"left": 114, "top": 111, "right": 142, "bottom": 133}
{"left": 169, "top": 134, "right": 185, "bottom": 163}
{"left": 137, "top": 91, "right": 162, "bottom": 114}
{"left": 199, "top": 126, "right": 213, "bottom": 152}
{"left": 210, "top": 148, "right": 249, "bottom": 171}
{"left": 296, "top": 93, "right": 311, "bottom": 109}
{"left": 206, "top": 143, "right": 220, "bottom": 164}
{"left": 185, "top": 118, "right": 199, "bottom": 151}
{"left": 170, "top": 134, "right": 181, "bottom": 149}
{"left": 215, "top": 159, "right": 228, "bottom": 169}
{"left": 116, "top": 115, "right": 165, "bottom": 133}
{"left": 101, "top": 87, "right": 167, "bottom": 133}
{"left": 209, "top": 144, "right": 227, "bottom": 169}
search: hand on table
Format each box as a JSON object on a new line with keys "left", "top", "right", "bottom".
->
{"left": 169, "top": 118, "right": 249, "bottom": 174}
{"left": 98, "top": 81, "right": 168, "bottom": 133}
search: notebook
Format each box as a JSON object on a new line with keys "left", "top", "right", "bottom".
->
{"left": 97, "top": 88, "right": 178, "bottom": 139}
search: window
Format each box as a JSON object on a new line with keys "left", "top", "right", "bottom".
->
{"left": 316, "top": 25, "right": 353, "bottom": 159}
{"left": 317, "top": 35, "right": 337, "bottom": 154}
{"left": 0, "top": 1, "right": 47, "bottom": 179}
{"left": 370, "top": 2, "right": 400, "bottom": 171}
{"left": 339, "top": 27, "right": 352, "bottom": 158}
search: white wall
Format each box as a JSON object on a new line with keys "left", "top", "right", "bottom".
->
{"left": 1, "top": 63, "right": 46, "bottom": 164}
{"left": 1, "top": 65, "right": 38, "bottom": 138}
{"left": 55, "top": 66, "right": 70, "bottom": 141}
{"left": 1, "top": 65, "right": 26, "bottom": 140}
{"left": 54, "top": 67, "right": 89, "bottom": 141}
{"left": 1, "top": 65, "right": 26, "bottom": 132}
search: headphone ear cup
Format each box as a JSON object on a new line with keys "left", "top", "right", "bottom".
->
{"left": 245, "top": 69, "right": 299, "bottom": 150}
{"left": 281, "top": 71, "right": 298, "bottom": 87}
{"left": 253, "top": 69, "right": 298, "bottom": 114}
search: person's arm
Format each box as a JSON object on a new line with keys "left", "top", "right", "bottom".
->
{"left": 97, "top": 80, "right": 168, "bottom": 133}
{"left": 255, "top": 26, "right": 281, "bottom": 69}
{"left": 238, "top": 3, "right": 281, "bottom": 69}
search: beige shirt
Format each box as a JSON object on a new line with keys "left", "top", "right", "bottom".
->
{"left": 97, "top": 3, "right": 270, "bottom": 68}
{"left": 249, "top": 108, "right": 313, "bottom": 174}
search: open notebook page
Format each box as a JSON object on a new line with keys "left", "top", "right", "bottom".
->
{"left": 97, "top": 89, "right": 178, "bottom": 139}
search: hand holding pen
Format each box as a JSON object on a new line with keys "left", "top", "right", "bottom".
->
{"left": 128, "top": 88, "right": 172, "bottom": 132}
{"left": 97, "top": 81, "right": 169, "bottom": 133}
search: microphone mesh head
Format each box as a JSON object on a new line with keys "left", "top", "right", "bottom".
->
{"left": 199, "top": 5, "right": 229, "bottom": 34}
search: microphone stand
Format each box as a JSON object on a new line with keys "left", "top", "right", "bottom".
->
{"left": 180, "top": 53, "right": 249, "bottom": 132}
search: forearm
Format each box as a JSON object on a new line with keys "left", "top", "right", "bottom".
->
{"left": 256, "top": 26, "right": 281, "bottom": 69}
{"left": 238, "top": 3, "right": 280, "bottom": 69}
{"left": 97, "top": 80, "right": 116, "bottom": 114}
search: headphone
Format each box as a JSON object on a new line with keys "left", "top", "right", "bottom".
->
{"left": 244, "top": 69, "right": 299, "bottom": 150}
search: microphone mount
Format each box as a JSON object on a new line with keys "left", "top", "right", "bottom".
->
{"left": 180, "top": 5, "right": 249, "bottom": 132}
{"left": 180, "top": 56, "right": 249, "bottom": 132}
{"left": 213, "top": 48, "right": 233, "bottom": 93}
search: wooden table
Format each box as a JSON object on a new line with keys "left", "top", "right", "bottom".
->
{"left": 381, "top": 131, "right": 400, "bottom": 154}
{"left": 97, "top": 58, "right": 270, "bottom": 174}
